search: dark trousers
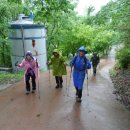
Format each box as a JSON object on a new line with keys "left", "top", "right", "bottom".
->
{"left": 92, "top": 64, "right": 97, "bottom": 75}
{"left": 55, "top": 76, "right": 63, "bottom": 85}
{"left": 25, "top": 74, "right": 36, "bottom": 91}
{"left": 76, "top": 88, "right": 82, "bottom": 98}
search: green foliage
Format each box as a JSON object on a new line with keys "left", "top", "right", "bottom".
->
{"left": 0, "top": 0, "right": 128, "bottom": 68}
{"left": 93, "top": 30, "right": 114, "bottom": 54}
{"left": 24, "top": 0, "right": 115, "bottom": 57}
{"left": 116, "top": 46, "right": 130, "bottom": 68}
{"left": 25, "top": 0, "right": 77, "bottom": 58}
{"left": 0, "top": 71, "right": 23, "bottom": 84}
{"left": 115, "top": 0, "right": 130, "bottom": 68}
{"left": 127, "top": 104, "right": 130, "bottom": 110}
{"left": 0, "top": 0, "right": 22, "bottom": 67}
{"left": 94, "top": 0, "right": 130, "bottom": 69}
{"left": 0, "top": 39, "right": 11, "bottom": 67}
{"left": 109, "top": 68, "right": 117, "bottom": 77}
{"left": 94, "top": 1, "right": 118, "bottom": 26}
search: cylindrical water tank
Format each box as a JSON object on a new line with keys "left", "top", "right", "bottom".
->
{"left": 9, "top": 16, "right": 47, "bottom": 70}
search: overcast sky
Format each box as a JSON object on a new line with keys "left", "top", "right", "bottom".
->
{"left": 75, "top": 0, "right": 111, "bottom": 15}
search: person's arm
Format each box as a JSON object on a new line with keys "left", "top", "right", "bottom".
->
{"left": 47, "top": 57, "right": 53, "bottom": 66}
{"left": 17, "top": 59, "right": 25, "bottom": 68}
{"left": 70, "top": 56, "right": 76, "bottom": 67}
{"left": 60, "top": 56, "right": 65, "bottom": 63}
{"left": 60, "top": 56, "right": 68, "bottom": 66}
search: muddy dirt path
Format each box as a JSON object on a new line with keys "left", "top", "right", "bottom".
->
{"left": 0, "top": 46, "right": 130, "bottom": 130}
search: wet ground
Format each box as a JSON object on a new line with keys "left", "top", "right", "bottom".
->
{"left": 0, "top": 46, "right": 130, "bottom": 130}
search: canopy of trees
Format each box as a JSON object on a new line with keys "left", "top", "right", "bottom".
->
{"left": 0, "top": 0, "right": 129, "bottom": 68}
{"left": 97, "top": 0, "right": 130, "bottom": 68}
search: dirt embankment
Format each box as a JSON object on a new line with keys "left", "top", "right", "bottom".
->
{"left": 110, "top": 69, "right": 130, "bottom": 110}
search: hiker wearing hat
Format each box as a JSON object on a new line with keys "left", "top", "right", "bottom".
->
{"left": 17, "top": 51, "right": 38, "bottom": 95}
{"left": 91, "top": 51, "right": 100, "bottom": 76}
{"left": 48, "top": 49, "right": 67, "bottom": 88}
{"left": 70, "top": 46, "right": 91, "bottom": 102}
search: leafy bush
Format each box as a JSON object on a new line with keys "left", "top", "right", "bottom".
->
{"left": 0, "top": 71, "right": 24, "bottom": 84}
{"left": 0, "top": 0, "right": 22, "bottom": 67}
{"left": 109, "top": 68, "right": 117, "bottom": 77}
{"left": 116, "top": 46, "right": 130, "bottom": 68}
{"left": 0, "top": 41, "right": 12, "bottom": 67}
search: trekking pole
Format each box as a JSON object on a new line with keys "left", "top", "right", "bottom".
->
{"left": 64, "top": 64, "right": 67, "bottom": 91}
{"left": 86, "top": 69, "right": 89, "bottom": 96}
{"left": 67, "top": 66, "right": 72, "bottom": 96}
{"left": 48, "top": 65, "right": 51, "bottom": 87}
{"left": 15, "top": 61, "right": 19, "bottom": 68}
{"left": 14, "top": 61, "right": 19, "bottom": 83}
{"left": 36, "top": 59, "right": 40, "bottom": 99}
{"left": 66, "top": 73, "right": 67, "bottom": 90}
{"left": 46, "top": 45, "right": 51, "bottom": 88}
{"left": 49, "top": 68, "right": 51, "bottom": 87}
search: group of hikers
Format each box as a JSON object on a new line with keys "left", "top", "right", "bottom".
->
{"left": 17, "top": 46, "right": 100, "bottom": 102}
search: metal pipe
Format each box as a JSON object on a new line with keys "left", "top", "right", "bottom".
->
{"left": 20, "top": 25, "right": 26, "bottom": 57}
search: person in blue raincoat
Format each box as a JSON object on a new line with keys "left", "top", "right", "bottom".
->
{"left": 70, "top": 46, "right": 91, "bottom": 102}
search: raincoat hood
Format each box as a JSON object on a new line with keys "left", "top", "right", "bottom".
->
{"left": 26, "top": 51, "right": 33, "bottom": 59}
{"left": 53, "top": 49, "right": 60, "bottom": 55}
{"left": 78, "top": 46, "right": 87, "bottom": 54}
{"left": 50, "top": 49, "right": 66, "bottom": 76}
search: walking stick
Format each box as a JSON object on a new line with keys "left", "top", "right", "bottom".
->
{"left": 67, "top": 66, "right": 72, "bottom": 96}
{"left": 64, "top": 64, "right": 67, "bottom": 91}
{"left": 48, "top": 65, "right": 51, "bottom": 87}
{"left": 36, "top": 59, "right": 40, "bottom": 99}
{"left": 86, "top": 69, "right": 89, "bottom": 96}
{"left": 14, "top": 61, "right": 19, "bottom": 83}
{"left": 15, "top": 61, "right": 19, "bottom": 68}
{"left": 66, "top": 74, "right": 67, "bottom": 91}
{"left": 46, "top": 46, "right": 51, "bottom": 88}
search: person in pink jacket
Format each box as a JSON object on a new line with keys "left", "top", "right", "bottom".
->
{"left": 18, "top": 51, "right": 38, "bottom": 95}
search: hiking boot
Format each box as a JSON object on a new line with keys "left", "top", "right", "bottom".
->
{"left": 76, "top": 98, "right": 82, "bottom": 102}
{"left": 59, "top": 84, "right": 63, "bottom": 88}
{"left": 26, "top": 91, "right": 30, "bottom": 95}
{"left": 93, "top": 73, "right": 96, "bottom": 76}
{"left": 32, "top": 90, "right": 36, "bottom": 93}
{"left": 76, "top": 91, "right": 78, "bottom": 97}
{"left": 55, "top": 85, "right": 60, "bottom": 89}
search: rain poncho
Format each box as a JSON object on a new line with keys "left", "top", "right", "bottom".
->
{"left": 18, "top": 51, "right": 39, "bottom": 79}
{"left": 49, "top": 49, "right": 67, "bottom": 76}
{"left": 70, "top": 46, "right": 91, "bottom": 90}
